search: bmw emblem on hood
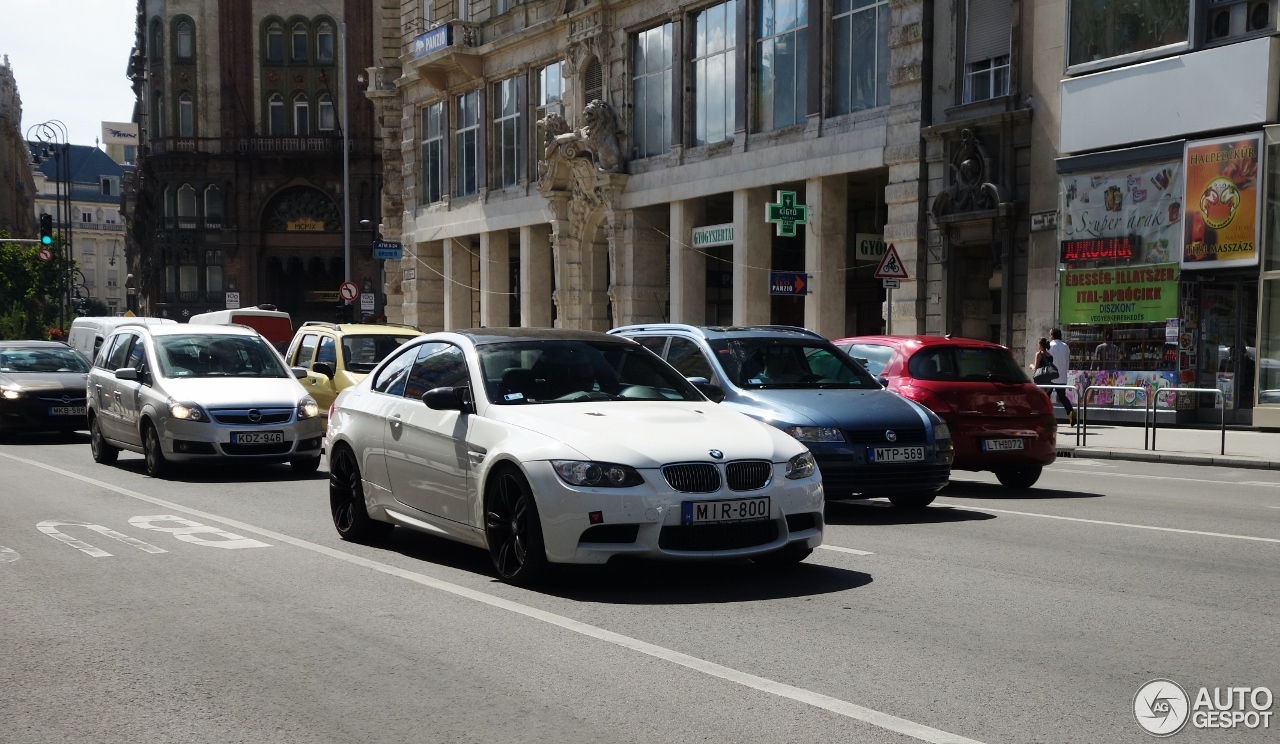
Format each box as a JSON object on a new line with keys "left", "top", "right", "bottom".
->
{"left": 885, "top": 430, "right": 897, "bottom": 442}
{"left": 709, "top": 449, "right": 724, "bottom": 459}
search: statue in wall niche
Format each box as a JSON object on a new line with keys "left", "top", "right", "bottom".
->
{"left": 536, "top": 99, "right": 624, "bottom": 180}
{"left": 930, "top": 128, "right": 1003, "bottom": 219}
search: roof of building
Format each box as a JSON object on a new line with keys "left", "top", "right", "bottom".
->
{"left": 28, "top": 143, "right": 127, "bottom": 200}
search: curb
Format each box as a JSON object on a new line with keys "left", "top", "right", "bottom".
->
{"left": 1057, "top": 447, "right": 1280, "bottom": 470}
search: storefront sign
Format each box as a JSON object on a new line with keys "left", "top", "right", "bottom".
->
{"left": 1060, "top": 236, "right": 1136, "bottom": 263}
{"left": 854, "top": 233, "right": 886, "bottom": 263}
{"left": 286, "top": 218, "right": 324, "bottom": 232}
{"left": 224, "top": 291, "right": 240, "bottom": 309}
{"left": 692, "top": 224, "right": 734, "bottom": 248}
{"left": 765, "top": 191, "right": 809, "bottom": 237}
{"left": 769, "top": 272, "right": 808, "bottom": 295}
{"left": 1060, "top": 159, "right": 1182, "bottom": 264}
{"left": 373, "top": 240, "right": 403, "bottom": 260}
{"left": 307, "top": 291, "right": 341, "bottom": 303}
{"left": 412, "top": 25, "right": 451, "bottom": 59}
{"left": 1182, "top": 133, "right": 1262, "bottom": 269}
{"left": 1059, "top": 263, "right": 1179, "bottom": 324}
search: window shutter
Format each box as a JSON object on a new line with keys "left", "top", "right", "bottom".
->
{"left": 965, "top": 0, "right": 1011, "bottom": 63}
{"left": 584, "top": 58, "right": 603, "bottom": 104}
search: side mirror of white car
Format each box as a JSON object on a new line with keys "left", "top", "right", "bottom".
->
{"left": 422, "top": 386, "right": 473, "bottom": 413}
{"left": 114, "top": 368, "right": 139, "bottom": 381}
{"left": 291, "top": 366, "right": 308, "bottom": 379}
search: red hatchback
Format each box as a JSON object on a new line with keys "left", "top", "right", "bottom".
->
{"left": 833, "top": 335, "right": 1056, "bottom": 489}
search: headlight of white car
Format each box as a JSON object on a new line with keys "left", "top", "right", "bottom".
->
{"left": 783, "top": 426, "right": 845, "bottom": 443}
{"left": 933, "top": 422, "right": 950, "bottom": 440}
{"left": 297, "top": 396, "right": 320, "bottom": 419}
{"left": 167, "top": 399, "right": 207, "bottom": 421}
{"left": 551, "top": 460, "right": 645, "bottom": 488}
{"left": 785, "top": 451, "right": 816, "bottom": 480}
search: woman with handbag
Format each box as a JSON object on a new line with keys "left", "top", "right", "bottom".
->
{"left": 1030, "top": 336, "right": 1072, "bottom": 424}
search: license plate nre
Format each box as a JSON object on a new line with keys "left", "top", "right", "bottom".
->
{"left": 870, "top": 446, "right": 925, "bottom": 463}
{"left": 231, "top": 431, "right": 285, "bottom": 444}
{"left": 982, "top": 438, "right": 1025, "bottom": 452}
{"left": 48, "top": 406, "right": 85, "bottom": 416}
{"left": 682, "top": 497, "right": 770, "bottom": 525}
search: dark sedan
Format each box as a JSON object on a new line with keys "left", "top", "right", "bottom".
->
{"left": 0, "top": 341, "right": 90, "bottom": 436}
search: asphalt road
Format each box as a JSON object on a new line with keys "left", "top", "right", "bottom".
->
{"left": 1, "top": 434, "right": 1277, "bottom": 744}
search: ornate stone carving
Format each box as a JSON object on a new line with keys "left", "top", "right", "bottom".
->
{"left": 929, "top": 129, "right": 1003, "bottom": 220}
{"left": 537, "top": 99, "right": 624, "bottom": 179}
{"left": 263, "top": 186, "right": 342, "bottom": 232}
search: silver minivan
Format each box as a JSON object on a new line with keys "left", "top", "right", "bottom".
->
{"left": 87, "top": 324, "right": 324, "bottom": 477}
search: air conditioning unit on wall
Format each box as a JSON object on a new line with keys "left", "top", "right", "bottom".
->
{"left": 1207, "top": 0, "right": 1276, "bottom": 42}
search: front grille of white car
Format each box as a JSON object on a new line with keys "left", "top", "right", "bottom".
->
{"left": 725, "top": 461, "right": 772, "bottom": 491}
{"left": 209, "top": 408, "right": 293, "bottom": 425}
{"left": 662, "top": 463, "right": 721, "bottom": 493}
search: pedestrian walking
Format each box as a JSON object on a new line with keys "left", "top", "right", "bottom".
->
{"left": 1048, "top": 328, "right": 1076, "bottom": 425}
{"left": 1093, "top": 329, "right": 1121, "bottom": 371}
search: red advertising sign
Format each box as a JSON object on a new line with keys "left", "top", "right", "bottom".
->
{"left": 1060, "top": 236, "right": 1136, "bottom": 263}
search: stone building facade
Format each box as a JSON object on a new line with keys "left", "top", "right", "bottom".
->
{"left": 0, "top": 56, "right": 36, "bottom": 239}
{"left": 364, "top": 0, "right": 1030, "bottom": 340}
{"left": 125, "top": 0, "right": 383, "bottom": 322}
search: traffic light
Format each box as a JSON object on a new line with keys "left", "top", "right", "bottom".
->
{"left": 39, "top": 214, "right": 53, "bottom": 245}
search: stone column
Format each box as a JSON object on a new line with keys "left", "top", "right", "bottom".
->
{"left": 401, "top": 239, "right": 443, "bottom": 331}
{"left": 804, "top": 175, "right": 848, "bottom": 338}
{"left": 609, "top": 206, "right": 670, "bottom": 326}
{"left": 670, "top": 198, "right": 706, "bottom": 325}
{"left": 479, "top": 230, "right": 510, "bottom": 328}
{"left": 519, "top": 224, "right": 553, "bottom": 327}
{"left": 732, "top": 187, "right": 771, "bottom": 326}
{"left": 443, "top": 237, "right": 473, "bottom": 331}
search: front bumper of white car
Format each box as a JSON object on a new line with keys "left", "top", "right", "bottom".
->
{"left": 159, "top": 412, "right": 325, "bottom": 462}
{"left": 522, "top": 460, "right": 824, "bottom": 564}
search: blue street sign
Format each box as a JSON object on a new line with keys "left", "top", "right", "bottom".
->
{"left": 412, "top": 25, "right": 451, "bottom": 59}
{"left": 373, "top": 240, "right": 403, "bottom": 260}
{"left": 769, "top": 272, "right": 809, "bottom": 296}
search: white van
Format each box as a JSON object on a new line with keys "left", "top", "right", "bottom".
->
{"left": 188, "top": 306, "right": 294, "bottom": 353}
{"left": 68, "top": 316, "right": 177, "bottom": 363}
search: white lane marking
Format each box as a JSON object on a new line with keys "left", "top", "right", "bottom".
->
{"left": 2, "top": 452, "right": 984, "bottom": 744}
{"left": 128, "top": 515, "right": 272, "bottom": 549}
{"left": 1045, "top": 470, "right": 1280, "bottom": 488}
{"left": 818, "top": 544, "right": 875, "bottom": 556}
{"left": 933, "top": 502, "right": 1280, "bottom": 544}
{"left": 36, "top": 520, "right": 168, "bottom": 557}
{"left": 0, "top": 545, "right": 19, "bottom": 563}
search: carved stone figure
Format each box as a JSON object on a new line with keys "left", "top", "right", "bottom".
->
{"left": 536, "top": 99, "right": 624, "bottom": 181}
{"left": 930, "top": 129, "right": 1003, "bottom": 220}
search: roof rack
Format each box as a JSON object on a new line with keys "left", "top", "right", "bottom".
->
{"left": 376, "top": 322, "right": 421, "bottom": 332}
{"left": 301, "top": 321, "right": 341, "bottom": 330}
{"left": 741, "top": 325, "right": 826, "bottom": 338}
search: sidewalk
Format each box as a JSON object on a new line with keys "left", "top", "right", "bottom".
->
{"left": 1058, "top": 423, "right": 1280, "bottom": 469}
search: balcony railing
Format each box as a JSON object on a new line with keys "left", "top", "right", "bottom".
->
{"left": 164, "top": 217, "right": 228, "bottom": 230}
{"left": 148, "top": 136, "right": 369, "bottom": 156}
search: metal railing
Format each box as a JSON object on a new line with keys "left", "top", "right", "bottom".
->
{"left": 1080, "top": 386, "right": 1148, "bottom": 448}
{"left": 1147, "top": 387, "right": 1226, "bottom": 455}
{"left": 1035, "top": 383, "right": 1081, "bottom": 443}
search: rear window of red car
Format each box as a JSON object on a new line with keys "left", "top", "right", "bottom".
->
{"left": 908, "top": 345, "right": 1028, "bottom": 383}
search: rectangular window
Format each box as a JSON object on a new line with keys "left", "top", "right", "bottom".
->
{"left": 1069, "top": 0, "right": 1190, "bottom": 68}
{"left": 102, "top": 178, "right": 113, "bottom": 196}
{"left": 633, "top": 23, "right": 673, "bottom": 158}
{"left": 269, "top": 98, "right": 285, "bottom": 136}
{"left": 179, "top": 265, "right": 199, "bottom": 293}
{"left": 694, "top": 1, "right": 737, "bottom": 145}
{"left": 455, "top": 90, "right": 479, "bottom": 197}
{"left": 82, "top": 212, "right": 92, "bottom": 223}
{"left": 533, "top": 62, "right": 564, "bottom": 171}
{"left": 84, "top": 269, "right": 96, "bottom": 287}
{"left": 205, "top": 265, "right": 222, "bottom": 293}
{"left": 757, "top": 0, "right": 809, "bottom": 129}
{"left": 107, "top": 271, "right": 119, "bottom": 288}
{"left": 492, "top": 76, "right": 525, "bottom": 189}
{"left": 318, "top": 96, "right": 335, "bottom": 131}
{"left": 421, "top": 102, "right": 445, "bottom": 204}
{"left": 962, "top": 0, "right": 1011, "bottom": 103}
{"left": 963, "top": 55, "right": 1010, "bottom": 102}
{"left": 165, "top": 265, "right": 177, "bottom": 294}
{"left": 179, "top": 96, "right": 194, "bottom": 137}
{"left": 82, "top": 239, "right": 95, "bottom": 255}
{"left": 831, "top": 0, "right": 888, "bottom": 114}
{"left": 294, "top": 99, "right": 310, "bottom": 136}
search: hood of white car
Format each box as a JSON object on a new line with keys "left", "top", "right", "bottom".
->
{"left": 159, "top": 376, "right": 307, "bottom": 408}
{"left": 490, "top": 401, "right": 803, "bottom": 468}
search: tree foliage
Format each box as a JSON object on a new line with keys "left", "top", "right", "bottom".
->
{"left": 0, "top": 231, "right": 77, "bottom": 340}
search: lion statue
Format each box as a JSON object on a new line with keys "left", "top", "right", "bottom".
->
{"left": 579, "top": 99, "right": 623, "bottom": 173}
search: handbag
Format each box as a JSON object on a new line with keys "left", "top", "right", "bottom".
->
{"left": 1032, "top": 361, "right": 1059, "bottom": 384}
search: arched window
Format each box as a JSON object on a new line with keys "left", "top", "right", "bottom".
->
{"left": 266, "top": 21, "right": 284, "bottom": 62}
{"left": 294, "top": 93, "right": 310, "bottom": 136}
{"left": 268, "top": 93, "right": 285, "bottom": 135}
{"left": 317, "top": 22, "right": 335, "bottom": 63}
{"left": 204, "top": 185, "right": 223, "bottom": 227}
{"left": 177, "top": 184, "right": 197, "bottom": 225}
{"left": 292, "top": 22, "right": 309, "bottom": 62}
{"left": 163, "top": 186, "right": 172, "bottom": 218}
{"left": 318, "top": 93, "right": 335, "bottom": 131}
{"left": 178, "top": 92, "right": 194, "bottom": 137}
{"left": 153, "top": 90, "right": 166, "bottom": 138}
{"left": 584, "top": 57, "right": 603, "bottom": 104}
{"left": 176, "top": 21, "right": 193, "bottom": 60}
{"left": 150, "top": 19, "right": 163, "bottom": 61}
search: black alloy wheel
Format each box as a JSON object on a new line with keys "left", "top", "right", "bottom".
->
{"left": 328, "top": 446, "right": 393, "bottom": 543}
{"left": 484, "top": 467, "right": 548, "bottom": 585}
{"left": 89, "top": 416, "right": 118, "bottom": 465}
{"left": 887, "top": 491, "right": 937, "bottom": 509}
{"left": 995, "top": 466, "right": 1043, "bottom": 490}
{"left": 143, "top": 423, "right": 169, "bottom": 478}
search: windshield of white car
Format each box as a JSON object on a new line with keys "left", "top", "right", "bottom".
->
{"left": 478, "top": 340, "right": 704, "bottom": 404}
{"left": 154, "top": 335, "right": 289, "bottom": 378}
{"left": 707, "top": 338, "right": 879, "bottom": 389}
{"left": 341, "top": 335, "right": 417, "bottom": 373}
{"left": 0, "top": 347, "right": 90, "bottom": 373}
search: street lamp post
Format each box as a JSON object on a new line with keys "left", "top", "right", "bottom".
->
{"left": 27, "top": 120, "right": 73, "bottom": 331}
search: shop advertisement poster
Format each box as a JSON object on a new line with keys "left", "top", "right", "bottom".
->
{"left": 1060, "top": 159, "right": 1183, "bottom": 264}
{"left": 1065, "top": 370, "right": 1183, "bottom": 409}
{"left": 1182, "top": 133, "right": 1262, "bottom": 269}
{"left": 1216, "top": 372, "right": 1236, "bottom": 409}
{"left": 1059, "top": 263, "right": 1179, "bottom": 324}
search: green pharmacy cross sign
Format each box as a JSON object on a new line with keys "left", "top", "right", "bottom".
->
{"left": 765, "top": 191, "right": 809, "bottom": 237}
